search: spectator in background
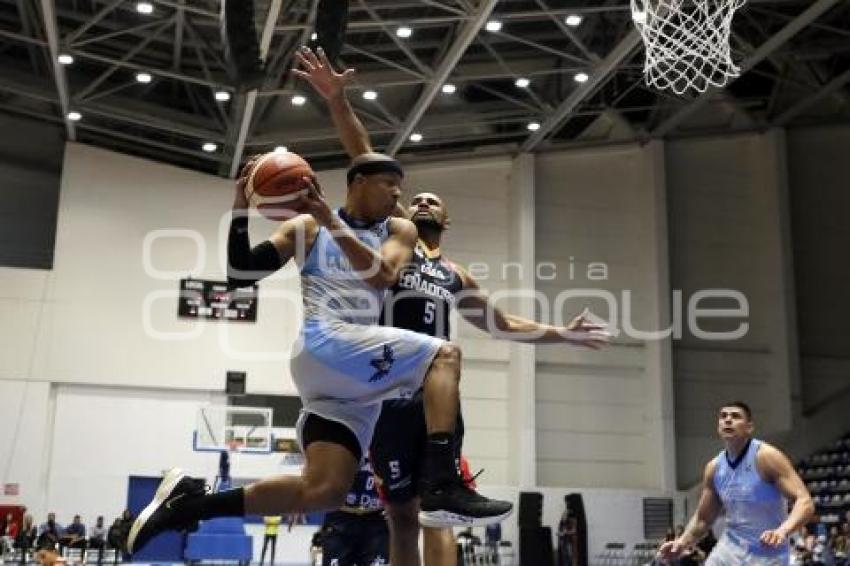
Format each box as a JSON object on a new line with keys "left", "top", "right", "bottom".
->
{"left": 89, "top": 517, "right": 106, "bottom": 549}
{"left": 485, "top": 522, "right": 501, "bottom": 563}
{"left": 829, "top": 525, "right": 846, "bottom": 566}
{"left": 558, "top": 501, "right": 577, "bottom": 566}
{"left": 15, "top": 514, "right": 37, "bottom": 551}
{"left": 2, "top": 512, "right": 19, "bottom": 553}
{"left": 61, "top": 515, "right": 86, "bottom": 549}
{"left": 664, "top": 527, "right": 677, "bottom": 543}
{"left": 37, "top": 513, "right": 62, "bottom": 551}
{"left": 259, "top": 516, "right": 280, "bottom": 566}
{"left": 106, "top": 518, "right": 123, "bottom": 550}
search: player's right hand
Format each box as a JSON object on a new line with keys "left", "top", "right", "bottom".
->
{"left": 233, "top": 154, "right": 261, "bottom": 210}
{"left": 656, "top": 540, "right": 685, "bottom": 561}
{"left": 292, "top": 46, "right": 355, "bottom": 100}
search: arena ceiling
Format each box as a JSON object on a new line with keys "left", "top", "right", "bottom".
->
{"left": 0, "top": 0, "right": 847, "bottom": 175}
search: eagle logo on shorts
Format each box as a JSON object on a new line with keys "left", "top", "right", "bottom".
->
{"left": 369, "top": 344, "right": 395, "bottom": 382}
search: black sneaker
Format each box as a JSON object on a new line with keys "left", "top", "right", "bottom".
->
{"left": 126, "top": 468, "right": 206, "bottom": 554}
{"left": 419, "top": 478, "right": 513, "bottom": 528}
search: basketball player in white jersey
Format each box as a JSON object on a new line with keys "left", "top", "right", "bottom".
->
{"left": 658, "top": 402, "right": 814, "bottom": 565}
{"left": 293, "top": 46, "right": 610, "bottom": 566}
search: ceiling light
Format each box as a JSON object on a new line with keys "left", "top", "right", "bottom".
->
{"left": 574, "top": 72, "right": 589, "bottom": 83}
{"left": 396, "top": 26, "right": 412, "bottom": 38}
{"left": 441, "top": 83, "right": 457, "bottom": 94}
{"left": 409, "top": 132, "right": 423, "bottom": 142}
{"left": 565, "top": 14, "right": 583, "bottom": 27}
{"left": 363, "top": 90, "right": 378, "bottom": 101}
{"left": 515, "top": 77, "right": 530, "bottom": 88}
{"left": 67, "top": 111, "right": 82, "bottom": 122}
{"left": 57, "top": 54, "right": 74, "bottom": 65}
{"left": 485, "top": 20, "right": 502, "bottom": 32}
{"left": 527, "top": 122, "right": 541, "bottom": 131}
{"left": 214, "top": 90, "right": 231, "bottom": 102}
{"left": 136, "top": 2, "right": 154, "bottom": 14}
{"left": 291, "top": 95, "right": 306, "bottom": 106}
{"left": 135, "top": 72, "right": 152, "bottom": 84}
{"left": 274, "top": 146, "right": 288, "bottom": 153}
{"left": 202, "top": 143, "right": 217, "bottom": 152}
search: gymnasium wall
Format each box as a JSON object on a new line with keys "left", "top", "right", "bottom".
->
{"left": 786, "top": 124, "right": 850, "bottom": 415}
{"left": 666, "top": 131, "right": 798, "bottom": 487}
{"left": 534, "top": 143, "right": 676, "bottom": 491}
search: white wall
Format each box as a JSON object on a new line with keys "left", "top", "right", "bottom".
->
{"left": 534, "top": 143, "right": 676, "bottom": 491}
{"left": 666, "top": 131, "right": 798, "bottom": 487}
{"left": 0, "top": 142, "right": 306, "bottom": 394}
{"left": 0, "top": 380, "right": 51, "bottom": 510}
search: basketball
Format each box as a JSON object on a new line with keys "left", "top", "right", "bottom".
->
{"left": 244, "top": 151, "right": 314, "bottom": 221}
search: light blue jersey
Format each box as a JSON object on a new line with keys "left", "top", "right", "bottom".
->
{"left": 290, "top": 210, "right": 444, "bottom": 458}
{"left": 300, "top": 209, "right": 390, "bottom": 325}
{"left": 710, "top": 438, "right": 789, "bottom": 565}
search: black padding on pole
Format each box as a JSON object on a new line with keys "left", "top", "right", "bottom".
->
{"left": 309, "top": 0, "right": 349, "bottom": 64}
{"left": 220, "top": 0, "right": 266, "bottom": 91}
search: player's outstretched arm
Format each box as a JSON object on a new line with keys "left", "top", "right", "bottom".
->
{"left": 658, "top": 461, "right": 722, "bottom": 561}
{"left": 453, "top": 266, "right": 610, "bottom": 347}
{"left": 227, "top": 157, "right": 313, "bottom": 289}
{"left": 757, "top": 444, "right": 815, "bottom": 547}
{"left": 292, "top": 46, "right": 371, "bottom": 158}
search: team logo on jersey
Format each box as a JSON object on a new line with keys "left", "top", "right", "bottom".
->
{"left": 369, "top": 344, "right": 395, "bottom": 382}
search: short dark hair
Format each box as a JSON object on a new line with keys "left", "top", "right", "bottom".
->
{"left": 719, "top": 401, "right": 752, "bottom": 421}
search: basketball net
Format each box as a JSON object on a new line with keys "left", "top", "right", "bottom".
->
{"left": 631, "top": 0, "right": 746, "bottom": 95}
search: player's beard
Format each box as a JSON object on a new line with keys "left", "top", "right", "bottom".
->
{"left": 412, "top": 216, "right": 445, "bottom": 234}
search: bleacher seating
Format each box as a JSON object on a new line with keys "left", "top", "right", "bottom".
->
{"left": 798, "top": 434, "right": 850, "bottom": 520}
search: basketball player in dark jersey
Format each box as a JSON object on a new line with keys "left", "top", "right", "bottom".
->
{"left": 320, "top": 458, "right": 389, "bottom": 566}
{"left": 295, "top": 46, "right": 610, "bottom": 566}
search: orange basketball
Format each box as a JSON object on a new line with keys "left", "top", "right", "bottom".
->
{"left": 244, "top": 151, "right": 314, "bottom": 221}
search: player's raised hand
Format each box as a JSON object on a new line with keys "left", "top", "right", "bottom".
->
{"left": 656, "top": 539, "right": 685, "bottom": 562}
{"left": 233, "top": 154, "right": 262, "bottom": 210}
{"left": 759, "top": 528, "right": 788, "bottom": 547}
{"left": 562, "top": 308, "right": 611, "bottom": 349}
{"left": 292, "top": 46, "right": 355, "bottom": 100}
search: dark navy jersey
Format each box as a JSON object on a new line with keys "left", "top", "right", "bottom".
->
{"left": 380, "top": 243, "right": 464, "bottom": 340}
{"left": 341, "top": 459, "right": 382, "bottom": 512}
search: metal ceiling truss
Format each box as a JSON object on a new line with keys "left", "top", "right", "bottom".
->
{"left": 0, "top": 0, "right": 845, "bottom": 175}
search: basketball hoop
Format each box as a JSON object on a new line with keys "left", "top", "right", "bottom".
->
{"left": 631, "top": 0, "right": 746, "bottom": 95}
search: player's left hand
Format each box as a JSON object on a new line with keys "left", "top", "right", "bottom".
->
{"left": 300, "top": 175, "right": 334, "bottom": 227}
{"left": 292, "top": 46, "right": 355, "bottom": 101}
{"left": 562, "top": 308, "right": 611, "bottom": 349}
{"left": 759, "top": 528, "right": 788, "bottom": 547}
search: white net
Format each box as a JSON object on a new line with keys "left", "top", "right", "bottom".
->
{"left": 631, "top": 0, "right": 746, "bottom": 95}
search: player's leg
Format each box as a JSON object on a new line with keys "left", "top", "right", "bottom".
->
{"left": 356, "top": 514, "right": 390, "bottom": 566}
{"left": 127, "top": 415, "right": 359, "bottom": 553}
{"left": 418, "top": 344, "right": 512, "bottom": 527}
{"left": 384, "top": 500, "right": 422, "bottom": 566}
{"left": 371, "top": 395, "right": 426, "bottom": 565}
{"left": 244, "top": 441, "right": 357, "bottom": 513}
{"left": 424, "top": 527, "right": 457, "bottom": 566}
